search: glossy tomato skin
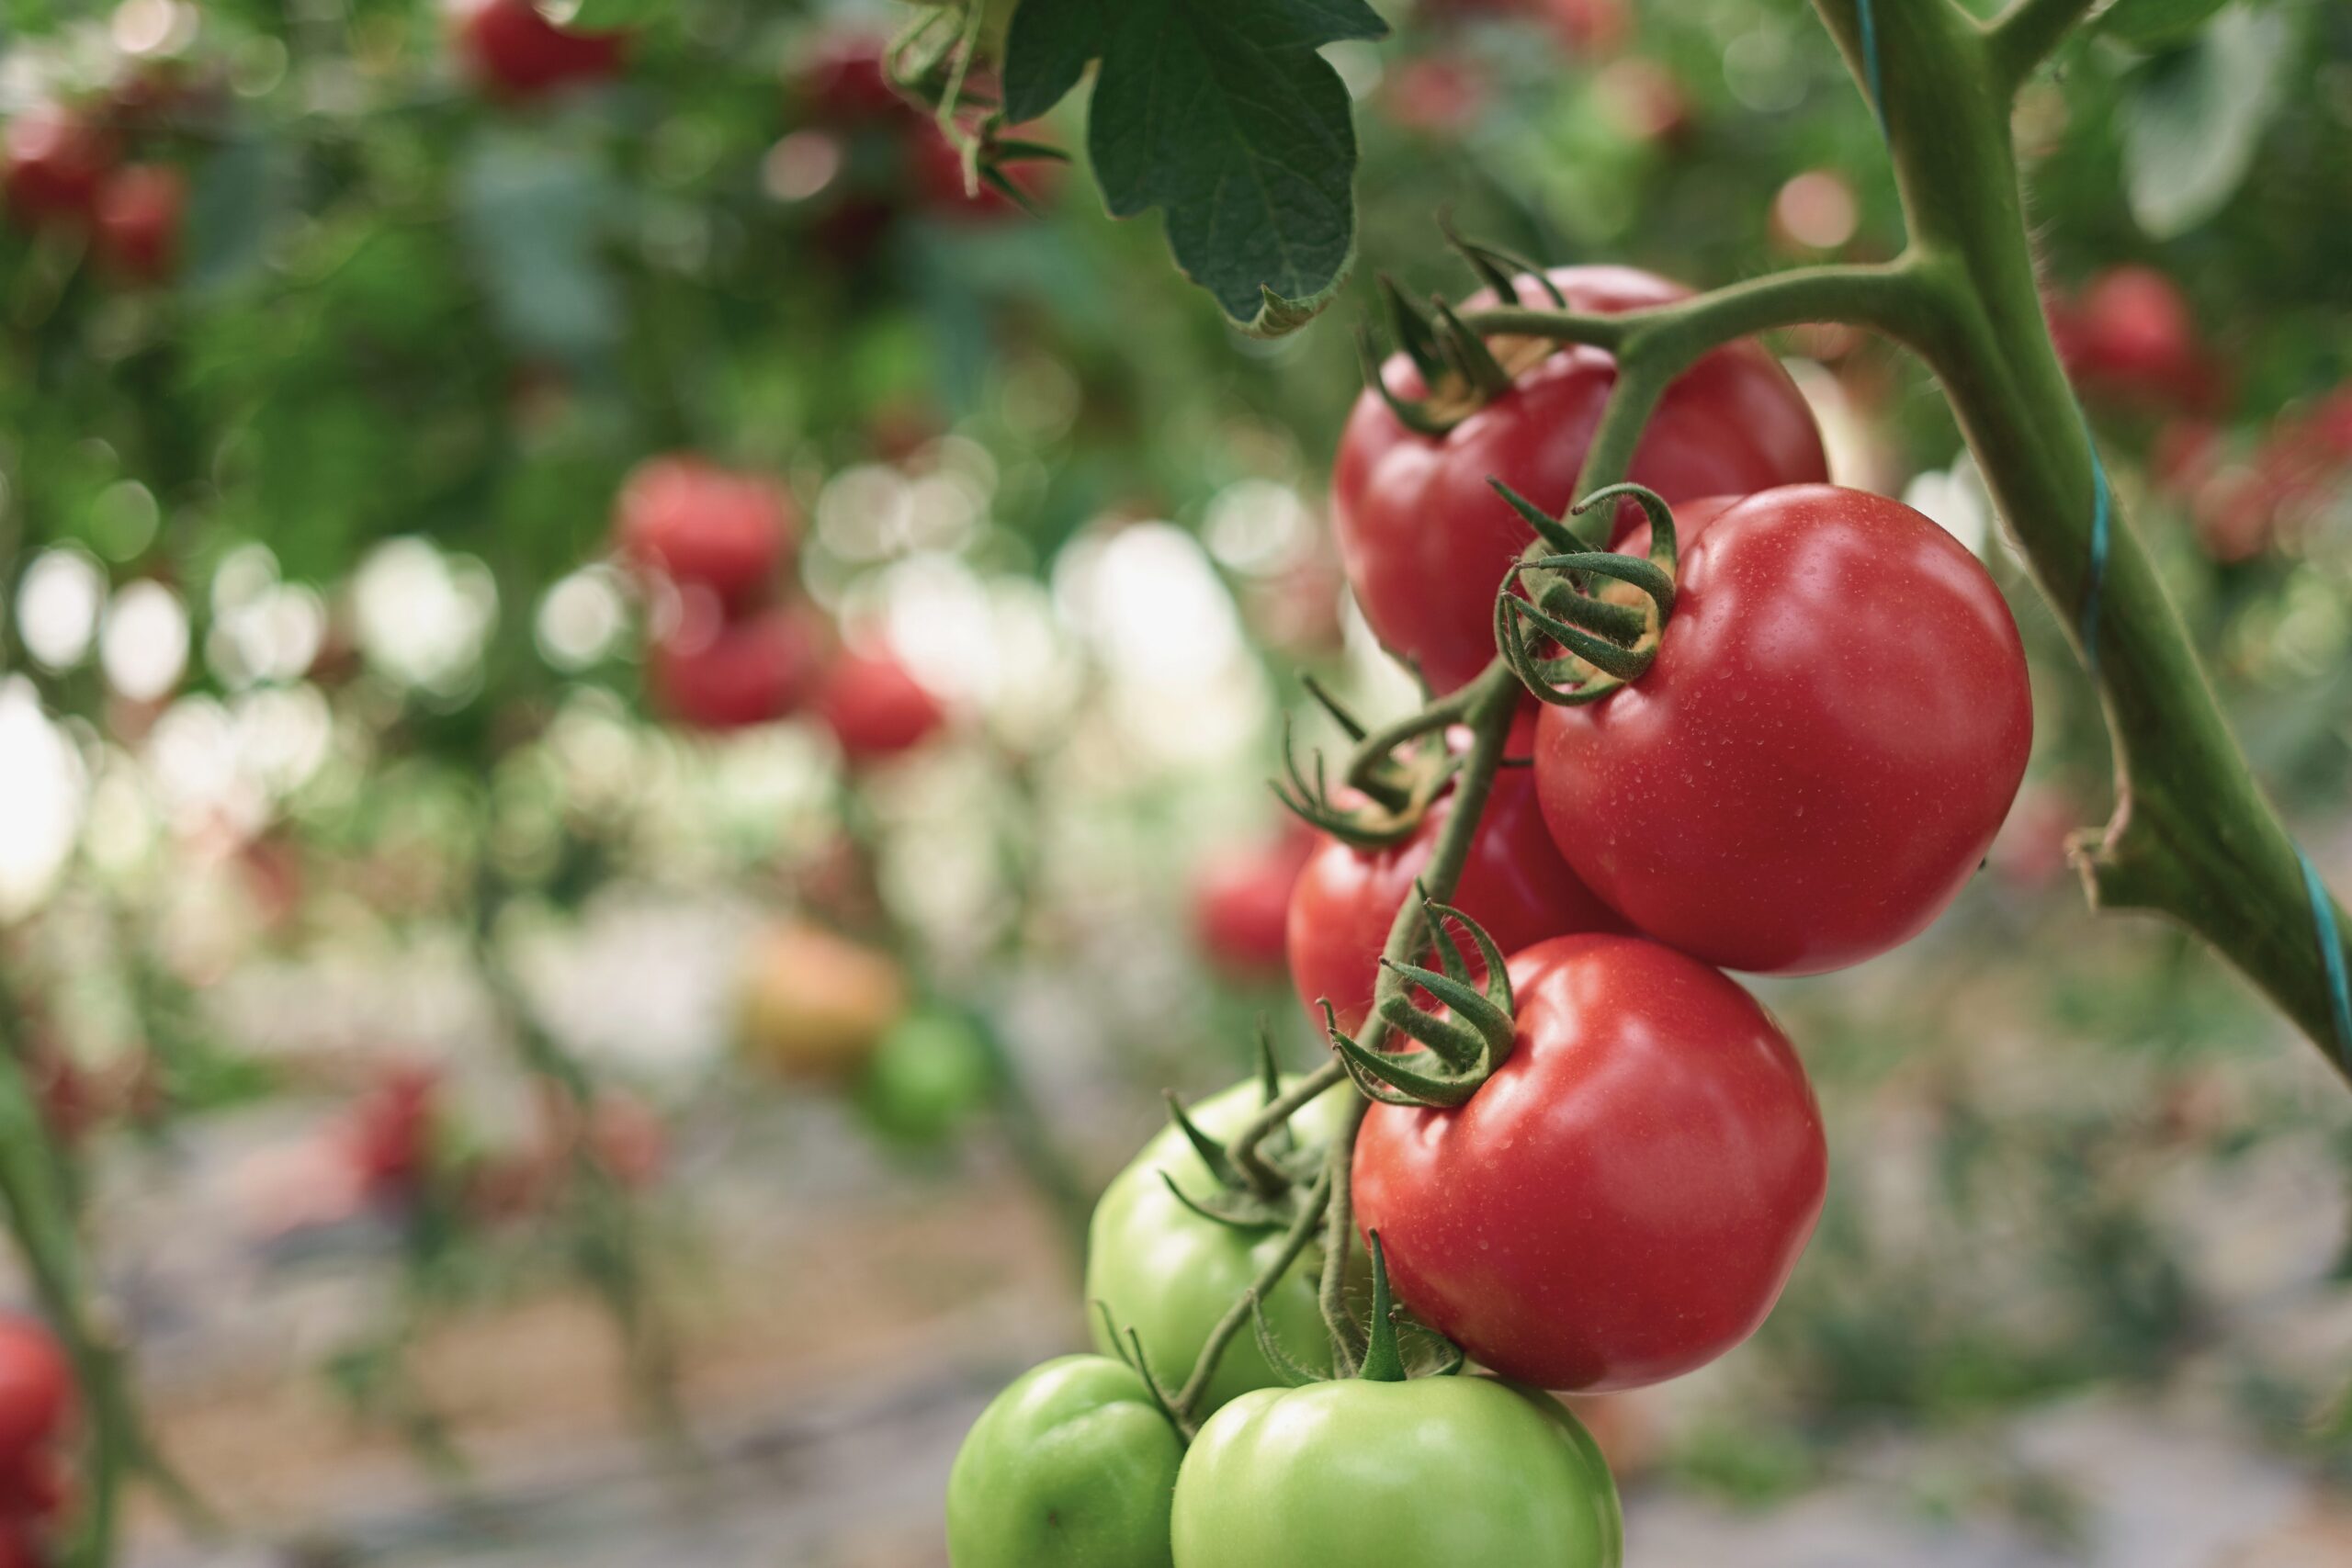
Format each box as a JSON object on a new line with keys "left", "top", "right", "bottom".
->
{"left": 455, "top": 0, "right": 627, "bottom": 100}
{"left": 5, "top": 107, "right": 114, "bottom": 226}
{"left": 1535, "top": 484, "right": 2031, "bottom": 975}
{"left": 1087, "top": 1077, "right": 1355, "bottom": 1417}
{"left": 1286, "top": 726, "right": 1623, "bottom": 1032}
{"left": 615, "top": 456, "right": 793, "bottom": 609}
{"left": 1193, "top": 829, "right": 1315, "bottom": 980}
{"left": 1355, "top": 935, "right": 1826, "bottom": 1392}
{"left": 1331, "top": 266, "right": 1826, "bottom": 694}
{"left": 0, "top": 1318, "right": 71, "bottom": 1459}
{"left": 946, "top": 1356, "right": 1182, "bottom": 1568}
{"left": 92, "top": 164, "right": 184, "bottom": 282}
{"left": 648, "top": 606, "right": 816, "bottom": 731}
{"left": 1170, "top": 1375, "right": 1621, "bottom": 1567}
{"left": 815, "top": 649, "right": 944, "bottom": 761}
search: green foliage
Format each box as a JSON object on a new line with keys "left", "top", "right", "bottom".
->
{"left": 1002, "top": 0, "right": 1387, "bottom": 333}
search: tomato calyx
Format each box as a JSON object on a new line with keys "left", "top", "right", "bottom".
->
{"left": 1251, "top": 1231, "right": 1463, "bottom": 1390}
{"left": 1492, "top": 480, "right": 1682, "bottom": 705}
{"left": 1320, "top": 893, "right": 1516, "bottom": 1108}
{"left": 1272, "top": 677, "right": 1463, "bottom": 847}
{"left": 1159, "top": 1033, "right": 1328, "bottom": 1230}
{"left": 1357, "top": 236, "right": 1567, "bottom": 436}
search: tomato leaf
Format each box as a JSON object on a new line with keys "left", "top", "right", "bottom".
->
{"left": 1002, "top": 0, "right": 1387, "bottom": 336}
{"left": 2120, "top": 6, "right": 2290, "bottom": 240}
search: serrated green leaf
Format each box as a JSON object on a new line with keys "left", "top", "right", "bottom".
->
{"left": 1003, "top": 0, "right": 1386, "bottom": 333}
{"left": 2101, "top": 0, "right": 2234, "bottom": 53}
{"left": 2121, "top": 6, "right": 2290, "bottom": 239}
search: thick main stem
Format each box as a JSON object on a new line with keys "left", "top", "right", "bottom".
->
{"left": 1808, "top": 0, "right": 2352, "bottom": 1076}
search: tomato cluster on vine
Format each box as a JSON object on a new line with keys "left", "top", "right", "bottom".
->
{"left": 951, "top": 242, "right": 2039, "bottom": 1566}
{"left": 3, "top": 89, "right": 187, "bottom": 285}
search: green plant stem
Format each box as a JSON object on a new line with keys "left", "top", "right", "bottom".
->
{"left": 1799, "top": 0, "right": 2352, "bottom": 1077}
{"left": 1317, "top": 1093, "right": 1371, "bottom": 1375}
{"left": 1986, "top": 0, "right": 2105, "bottom": 90}
{"left": 1168, "top": 1167, "right": 1332, "bottom": 1431}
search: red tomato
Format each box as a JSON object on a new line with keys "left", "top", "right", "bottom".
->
{"left": 613, "top": 455, "right": 794, "bottom": 609}
{"left": 1546, "top": 0, "right": 1628, "bottom": 54}
{"left": 1383, "top": 57, "right": 1487, "bottom": 135}
{"left": 1353, "top": 934, "right": 1826, "bottom": 1391}
{"left": 1287, "top": 716, "right": 1623, "bottom": 1032}
{"left": 1194, "top": 829, "right": 1317, "bottom": 979}
{"left": 1534, "top": 484, "right": 2030, "bottom": 975}
{"left": 797, "top": 34, "right": 905, "bottom": 125}
{"left": 0, "top": 1524, "right": 40, "bottom": 1568}
{"left": 1330, "top": 266, "right": 1826, "bottom": 694}
{"left": 454, "top": 0, "right": 628, "bottom": 100}
{"left": 0, "top": 1318, "right": 71, "bottom": 1460}
{"left": 815, "top": 649, "right": 945, "bottom": 761}
{"left": 345, "top": 1065, "right": 440, "bottom": 1204}
{"left": 0, "top": 1448, "right": 68, "bottom": 1521}
{"left": 91, "top": 164, "right": 184, "bottom": 283}
{"left": 649, "top": 604, "right": 818, "bottom": 731}
{"left": 4, "top": 107, "right": 114, "bottom": 227}
{"left": 2070, "top": 266, "right": 2205, "bottom": 408}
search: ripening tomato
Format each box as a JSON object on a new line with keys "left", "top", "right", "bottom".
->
{"left": 796, "top": 34, "right": 905, "bottom": 125}
{"left": 454, "top": 0, "right": 628, "bottom": 100}
{"left": 1354, "top": 934, "right": 1826, "bottom": 1392}
{"left": 947, "top": 1356, "right": 1182, "bottom": 1568}
{"left": 91, "top": 164, "right": 184, "bottom": 283}
{"left": 1193, "top": 829, "right": 1316, "bottom": 980}
{"left": 1286, "top": 716, "right": 1623, "bottom": 1032}
{"left": 0, "top": 1318, "right": 72, "bottom": 1459}
{"left": 0, "top": 1447, "right": 67, "bottom": 1521}
{"left": 648, "top": 604, "right": 817, "bottom": 731}
{"left": 1087, "top": 1077, "right": 1356, "bottom": 1416}
{"left": 1533, "top": 484, "right": 2030, "bottom": 974}
{"left": 5, "top": 106, "right": 113, "bottom": 226}
{"left": 345, "top": 1064, "right": 441, "bottom": 1205}
{"left": 815, "top": 649, "right": 945, "bottom": 761}
{"left": 0, "top": 1524, "right": 40, "bottom": 1568}
{"left": 2067, "top": 266, "right": 2206, "bottom": 409}
{"left": 614, "top": 455, "right": 794, "bottom": 608}
{"left": 738, "top": 920, "right": 907, "bottom": 1082}
{"left": 1171, "top": 1373, "right": 1621, "bottom": 1567}
{"left": 1331, "top": 266, "right": 1826, "bottom": 694}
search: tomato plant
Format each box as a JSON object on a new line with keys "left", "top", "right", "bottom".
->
{"left": 1329, "top": 266, "right": 1827, "bottom": 694}
{"left": 1353, "top": 933, "right": 1826, "bottom": 1392}
{"left": 1170, "top": 1373, "right": 1620, "bottom": 1567}
{"left": 946, "top": 1355, "right": 1182, "bottom": 1568}
{"left": 1533, "top": 485, "right": 2033, "bottom": 975}
{"left": 1086, "top": 1077, "right": 1353, "bottom": 1416}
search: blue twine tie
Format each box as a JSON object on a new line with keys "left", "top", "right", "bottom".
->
{"left": 2301, "top": 851, "right": 2352, "bottom": 1068}
{"left": 2076, "top": 437, "right": 2112, "bottom": 674}
{"left": 1855, "top": 0, "right": 1888, "bottom": 134}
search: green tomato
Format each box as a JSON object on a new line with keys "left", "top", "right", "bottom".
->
{"left": 946, "top": 1355, "right": 1181, "bottom": 1568}
{"left": 859, "top": 1010, "right": 995, "bottom": 1145}
{"left": 1170, "top": 1375, "right": 1623, "bottom": 1567}
{"left": 1087, "top": 1075, "right": 1353, "bottom": 1416}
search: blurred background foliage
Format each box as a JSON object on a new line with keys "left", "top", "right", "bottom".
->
{"left": 0, "top": 0, "right": 2347, "bottom": 1563}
